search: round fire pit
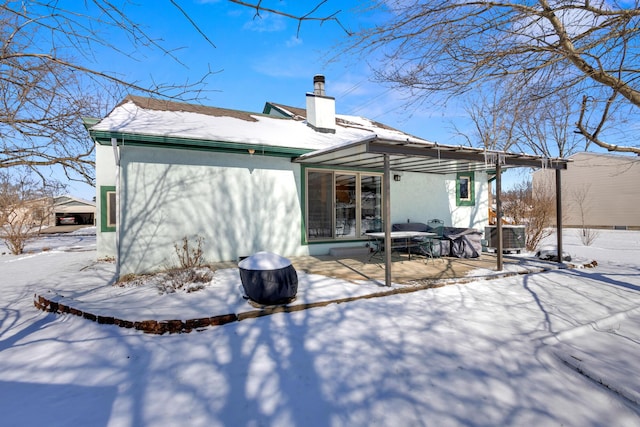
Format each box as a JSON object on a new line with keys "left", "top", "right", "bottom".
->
{"left": 238, "top": 252, "right": 298, "bottom": 305}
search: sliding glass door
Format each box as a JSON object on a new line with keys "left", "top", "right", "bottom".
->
{"left": 361, "top": 175, "right": 382, "bottom": 234}
{"left": 306, "top": 169, "right": 382, "bottom": 241}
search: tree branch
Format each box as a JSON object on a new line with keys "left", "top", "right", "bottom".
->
{"left": 228, "top": 0, "right": 351, "bottom": 36}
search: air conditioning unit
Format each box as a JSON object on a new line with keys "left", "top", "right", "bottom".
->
{"left": 485, "top": 225, "right": 526, "bottom": 253}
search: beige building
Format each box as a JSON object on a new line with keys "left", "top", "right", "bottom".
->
{"left": 52, "top": 195, "right": 95, "bottom": 226}
{"left": 1, "top": 195, "right": 95, "bottom": 229}
{"left": 533, "top": 152, "right": 640, "bottom": 230}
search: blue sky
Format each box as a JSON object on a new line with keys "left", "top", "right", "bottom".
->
{"left": 69, "top": 0, "right": 526, "bottom": 198}
{"left": 91, "top": 0, "right": 468, "bottom": 140}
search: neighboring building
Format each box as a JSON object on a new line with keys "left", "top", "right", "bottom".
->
{"left": 1, "top": 197, "right": 52, "bottom": 230}
{"left": 1, "top": 195, "right": 94, "bottom": 228}
{"left": 52, "top": 195, "right": 96, "bottom": 226}
{"left": 86, "top": 76, "right": 566, "bottom": 276}
{"left": 533, "top": 152, "right": 640, "bottom": 230}
{"left": 1, "top": 195, "right": 94, "bottom": 239}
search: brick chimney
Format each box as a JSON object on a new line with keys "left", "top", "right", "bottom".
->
{"left": 306, "top": 75, "right": 336, "bottom": 133}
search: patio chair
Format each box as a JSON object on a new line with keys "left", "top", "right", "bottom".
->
{"left": 427, "top": 219, "right": 445, "bottom": 258}
{"left": 367, "top": 218, "right": 383, "bottom": 233}
{"left": 427, "top": 219, "right": 444, "bottom": 237}
{"left": 417, "top": 238, "right": 435, "bottom": 263}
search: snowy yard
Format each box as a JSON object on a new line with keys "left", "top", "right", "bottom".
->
{"left": 1, "top": 227, "right": 639, "bottom": 426}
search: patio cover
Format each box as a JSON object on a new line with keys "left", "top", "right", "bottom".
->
{"left": 293, "top": 135, "right": 570, "bottom": 286}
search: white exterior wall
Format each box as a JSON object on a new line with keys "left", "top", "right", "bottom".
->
{"left": 98, "top": 144, "right": 490, "bottom": 274}
{"left": 95, "top": 143, "right": 117, "bottom": 259}
{"left": 390, "top": 171, "right": 489, "bottom": 229}
{"left": 451, "top": 172, "right": 490, "bottom": 230}
{"left": 118, "top": 146, "right": 308, "bottom": 274}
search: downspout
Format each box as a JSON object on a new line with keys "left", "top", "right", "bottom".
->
{"left": 111, "top": 137, "right": 121, "bottom": 279}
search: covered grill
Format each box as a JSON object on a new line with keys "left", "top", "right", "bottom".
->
{"left": 238, "top": 252, "right": 298, "bottom": 305}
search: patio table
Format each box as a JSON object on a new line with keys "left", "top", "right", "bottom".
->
{"left": 365, "top": 231, "right": 436, "bottom": 261}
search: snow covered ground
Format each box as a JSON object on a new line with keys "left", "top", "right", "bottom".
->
{"left": 1, "top": 227, "right": 639, "bottom": 426}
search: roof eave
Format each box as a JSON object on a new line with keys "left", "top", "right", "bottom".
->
{"left": 89, "top": 129, "right": 313, "bottom": 158}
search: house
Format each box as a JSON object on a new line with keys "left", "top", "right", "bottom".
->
{"left": 533, "top": 152, "right": 640, "bottom": 230}
{"left": 0, "top": 195, "right": 94, "bottom": 230}
{"left": 52, "top": 195, "right": 96, "bottom": 226}
{"left": 86, "top": 75, "right": 569, "bottom": 277}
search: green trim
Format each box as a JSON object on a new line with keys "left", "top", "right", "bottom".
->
{"left": 456, "top": 172, "right": 475, "bottom": 206}
{"left": 263, "top": 103, "right": 290, "bottom": 117}
{"left": 90, "top": 130, "right": 310, "bottom": 158}
{"left": 300, "top": 165, "right": 308, "bottom": 245}
{"left": 100, "top": 186, "right": 116, "bottom": 232}
{"left": 82, "top": 116, "right": 100, "bottom": 130}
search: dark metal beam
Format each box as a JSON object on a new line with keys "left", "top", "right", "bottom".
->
{"left": 368, "top": 141, "right": 568, "bottom": 169}
{"left": 496, "top": 162, "right": 503, "bottom": 271}
{"left": 556, "top": 169, "right": 563, "bottom": 263}
{"left": 384, "top": 154, "right": 392, "bottom": 287}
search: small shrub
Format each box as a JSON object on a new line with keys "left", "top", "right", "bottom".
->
{"left": 502, "top": 179, "right": 555, "bottom": 251}
{"left": 115, "top": 267, "right": 214, "bottom": 294}
{"left": 114, "top": 236, "right": 213, "bottom": 294}
{"left": 174, "top": 236, "right": 205, "bottom": 269}
{"left": 115, "top": 273, "right": 147, "bottom": 287}
{"left": 2, "top": 227, "right": 36, "bottom": 255}
{"left": 159, "top": 267, "right": 214, "bottom": 294}
{"left": 579, "top": 227, "right": 599, "bottom": 246}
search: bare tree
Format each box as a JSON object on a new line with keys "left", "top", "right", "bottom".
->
{"left": 514, "top": 89, "right": 585, "bottom": 158}
{"left": 342, "top": 1, "right": 640, "bottom": 155}
{"left": 455, "top": 81, "right": 524, "bottom": 151}
{"left": 0, "top": 53, "right": 107, "bottom": 184}
{"left": 0, "top": 171, "right": 61, "bottom": 254}
{"left": 228, "top": 0, "right": 349, "bottom": 36}
{"left": 571, "top": 183, "right": 600, "bottom": 246}
{"left": 1, "top": 1, "right": 215, "bottom": 186}
{"left": 503, "top": 179, "right": 556, "bottom": 252}
{"left": 234, "top": 1, "right": 640, "bottom": 154}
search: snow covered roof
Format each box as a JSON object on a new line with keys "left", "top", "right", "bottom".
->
{"left": 89, "top": 95, "right": 426, "bottom": 153}
{"left": 54, "top": 195, "right": 95, "bottom": 208}
{"left": 89, "top": 95, "right": 569, "bottom": 174}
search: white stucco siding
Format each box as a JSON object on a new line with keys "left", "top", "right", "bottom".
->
{"left": 95, "top": 144, "right": 117, "bottom": 259}
{"left": 450, "top": 172, "right": 490, "bottom": 230}
{"left": 117, "top": 146, "right": 307, "bottom": 274}
{"left": 389, "top": 172, "right": 453, "bottom": 225}
{"left": 389, "top": 171, "right": 489, "bottom": 230}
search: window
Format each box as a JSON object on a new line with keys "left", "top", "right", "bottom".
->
{"left": 307, "top": 172, "right": 333, "bottom": 239}
{"left": 306, "top": 169, "right": 382, "bottom": 241}
{"left": 335, "top": 174, "right": 356, "bottom": 237}
{"left": 100, "top": 186, "right": 116, "bottom": 232}
{"left": 456, "top": 172, "right": 475, "bottom": 206}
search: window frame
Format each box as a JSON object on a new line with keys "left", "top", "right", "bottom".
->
{"left": 100, "top": 186, "right": 117, "bottom": 232}
{"left": 456, "top": 172, "right": 475, "bottom": 206}
{"left": 303, "top": 168, "right": 383, "bottom": 243}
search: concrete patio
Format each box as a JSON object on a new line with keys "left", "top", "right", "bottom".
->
{"left": 211, "top": 252, "right": 566, "bottom": 287}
